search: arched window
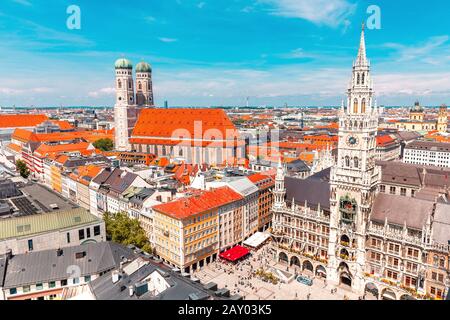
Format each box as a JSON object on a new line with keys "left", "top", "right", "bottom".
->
{"left": 357, "top": 73, "right": 360, "bottom": 85}
{"left": 128, "top": 80, "right": 132, "bottom": 89}
{"left": 354, "top": 157, "right": 359, "bottom": 168}
{"left": 345, "top": 156, "right": 350, "bottom": 167}
{"left": 118, "top": 79, "right": 122, "bottom": 89}
{"left": 138, "top": 82, "right": 142, "bottom": 90}
{"left": 353, "top": 99, "right": 358, "bottom": 114}
{"left": 440, "top": 257, "right": 445, "bottom": 268}
{"left": 433, "top": 255, "right": 439, "bottom": 267}
{"left": 361, "top": 73, "right": 365, "bottom": 85}
{"left": 361, "top": 98, "right": 366, "bottom": 113}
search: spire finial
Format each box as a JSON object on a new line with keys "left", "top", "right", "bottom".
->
{"left": 356, "top": 22, "right": 367, "bottom": 67}
{"left": 362, "top": 21, "right": 365, "bottom": 31}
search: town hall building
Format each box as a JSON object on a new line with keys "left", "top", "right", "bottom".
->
{"left": 272, "top": 25, "right": 450, "bottom": 300}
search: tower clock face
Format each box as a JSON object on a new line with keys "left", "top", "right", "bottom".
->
{"left": 346, "top": 135, "right": 359, "bottom": 146}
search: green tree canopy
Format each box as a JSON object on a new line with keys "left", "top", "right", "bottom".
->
{"left": 103, "top": 212, "right": 153, "bottom": 253}
{"left": 16, "top": 159, "right": 30, "bottom": 178}
{"left": 93, "top": 138, "right": 114, "bottom": 152}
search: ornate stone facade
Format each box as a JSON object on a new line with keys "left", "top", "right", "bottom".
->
{"left": 271, "top": 26, "right": 450, "bottom": 300}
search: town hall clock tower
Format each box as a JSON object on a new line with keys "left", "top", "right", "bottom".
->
{"left": 327, "top": 24, "right": 381, "bottom": 295}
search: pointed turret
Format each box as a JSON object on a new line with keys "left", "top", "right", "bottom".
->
{"left": 355, "top": 23, "right": 368, "bottom": 67}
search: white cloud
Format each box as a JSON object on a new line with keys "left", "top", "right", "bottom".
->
{"left": 260, "top": 0, "right": 357, "bottom": 27}
{"left": 158, "top": 37, "right": 178, "bottom": 43}
{"left": 280, "top": 48, "right": 317, "bottom": 59}
{"left": 144, "top": 16, "right": 156, "bottom": 23}
{"left": 384, "top": 35, "right": 450, "bottom": 62}
{"left": 197, "top": 2, "right": 206, "bottom": 9}
{"left": 88, "top": 87, "right": 115, "bottom": 98}
{"left": 0, "top": 87, "right": 53, "bottom": 95}
{"left": 12, "top": 0, "right": 32, "bottom": 6}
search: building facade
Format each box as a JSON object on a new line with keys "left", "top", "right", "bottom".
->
{"left": 114, "top": 59, "right": 154, "bottom": 152}
{"left": 403, "top": 141, "right": 450, "bottom": 168}
{"left": 271, "top": 26, "right": 450, "bottom": 300}
{"left": 395, "top": 103, "right": 448, "bottom": 133}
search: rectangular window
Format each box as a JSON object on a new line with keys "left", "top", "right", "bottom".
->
{"left": 67, "top": 232, "right": 70, "bottom": 243}
{"left": 9, "top": 288, "right": 17, "bottom": 295}
{"left": 49, "top": 281, "right": 56, "bottom": 288}
{"left": 380, "top": 185, "right": 385, "bottom": 193}
{"left": 72, "top": 278, "right": 80, "bottom": 285}
{"left": 36, "top": 283, "right": 43, "bottom": 290}
{"left": 94, "top": 225, "right": 101, "bottom": 236}
{"left": 23, "top": 285, "right": 31, "bottom": 293}
{"left": 28, "top": 239, "right": 33, "bottom": 252}
{"left": 390, "top": 186, "right": 396, "bottom": 195}
{"left": 79, "top": 229, "right": 85, "bottom": 241}
{"left": 86, "top": 228, "right": 91, "bottom": 238}
{"left": 400, "top": 188, "right": 407, "bottom": 196}
{"left": 61, "top": 279, "right": 68, "bottom": 286}
{"left": 84, "top": 275, "right": 91, "bottom": 282}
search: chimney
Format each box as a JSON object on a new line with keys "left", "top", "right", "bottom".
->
{"left": 119, "top": 261, "right": 125, "bottom": 273}
{"left": 57, "top": 248, "right": 63, "bottom": 257}
{"left": 5, "top": 249, "right": 13, "bottom": 260}
{"left": 112, "top": 270, "right": 120, "bottom": 284}
{"left": 129, "top": 285, "right": 134, "bottom": 297}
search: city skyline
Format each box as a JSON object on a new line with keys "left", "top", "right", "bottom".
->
{"left": 1, "top": 0, "right": 450, "bottom": 107}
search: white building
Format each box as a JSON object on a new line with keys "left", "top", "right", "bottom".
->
{"left": 404, "top": 141, "right": 450, "bottom": 168}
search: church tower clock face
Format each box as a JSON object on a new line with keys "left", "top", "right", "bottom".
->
{"left": 346, "top": 135, "right": 359, "bottom": 147}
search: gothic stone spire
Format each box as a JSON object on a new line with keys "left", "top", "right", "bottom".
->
{"left": 355, "top": 22, "right": 368, "bottom": 67}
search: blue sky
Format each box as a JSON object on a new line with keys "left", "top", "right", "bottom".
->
{"left": 0, "top": 0, "right": 449, "bottom": 107}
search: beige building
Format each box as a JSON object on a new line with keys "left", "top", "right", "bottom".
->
{"left": 152, "top": 187, "right": 243, "bottom": 273}
{"left": 395, "top": 103, "right": 448, "bottom": 133}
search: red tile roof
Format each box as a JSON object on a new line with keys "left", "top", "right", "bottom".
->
{"left": 153, "top": 186, "right": 243, "bottom": 219}
{"left": 11, "top": 128, "right": 39, "bottom": 142}
{"left": 376, "top": 135, "right": 396, "bottom": 146}
{"left": 132, "top": 108, "right": 239, "bottom": 141}
{"left": 0, "top": 114, "right": 48, "bottom": 128}
{"left": 49, "top": 120, "right": 74, "bottom": 131}
{"left": 69, "top": 165, "right": 102, "bottom": 186}
{"left": 6, "top": 143, "right": 22, "bottom": 153}
{"left": 34, "top": 142, "right": 94, "bottom": 157}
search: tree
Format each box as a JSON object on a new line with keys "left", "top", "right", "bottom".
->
{"left": 93, "top": 138, "right": 114, "bottom": 152}
{"left": 103, "top": 212, "right": 153, "bottom": 253}
{"left": 16, "top": 160, "right": 30, "bottom": 178}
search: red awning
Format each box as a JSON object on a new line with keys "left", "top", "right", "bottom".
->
{"left": 219, "top": 245, "right": 250, "bottom": 262}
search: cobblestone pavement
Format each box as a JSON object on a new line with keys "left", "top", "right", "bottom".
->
{"left": 193, "top": 245, "right": 360, "bottom": 300}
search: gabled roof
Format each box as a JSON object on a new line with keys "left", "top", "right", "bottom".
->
{"left": 285, "top": 174, "right": 330, "bottom": 211}
{"left": 0, "top": 114, "right": 48, "bottom": 129}
{"left": 376, "top": 134, "right": 397, "bottom": 146}
{"left": 91, "top": 168, "right": 139, "bottom": 194}
{"left": 34, "top": 142, "right": 94, "bottom": 158}
{"left": 11, "top": 128, "right": 39, "bottom": 143}
{"left": 371, "top": 193, "right": 432, "bottom": 230}
{"left": 131, "top": 108, "right": 239, "bottom": 140}
{"left": 70, "top": 165, "right": 103, "bottom": 186}
{"left": 3, "top": 242, "right": 134, "bottom": 289}
{"left": 153, "top": 186, "right": 243, "bottom": 220}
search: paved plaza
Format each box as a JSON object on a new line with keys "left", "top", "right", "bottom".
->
{"left": 194, "top": 244, "right": 360, "bottom": 300}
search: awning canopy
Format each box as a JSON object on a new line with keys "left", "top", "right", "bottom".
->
{"left": 219, "top": 245, "right": 250, "bottom": 262}
{"left": 243, "top": 232, "right": 271, "bottom": 248}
